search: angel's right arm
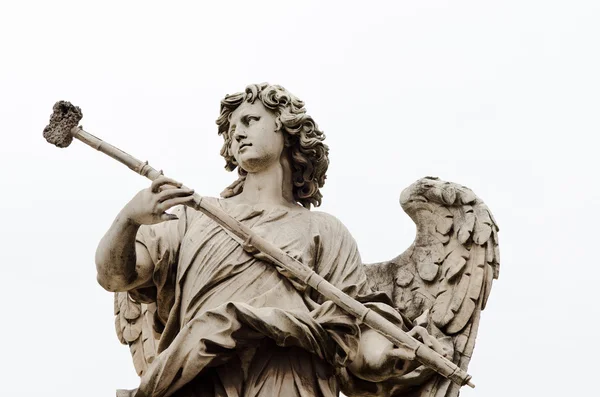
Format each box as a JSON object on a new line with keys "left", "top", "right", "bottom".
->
{"left": 95, "top": 214, "right": 154, "bottom": 292}
{"left": 95, "top": 176, "right": 195, "bottom": 292}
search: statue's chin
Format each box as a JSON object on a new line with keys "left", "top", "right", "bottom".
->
{"left": 237, "top": 154, "right": 279, "bottom": 174}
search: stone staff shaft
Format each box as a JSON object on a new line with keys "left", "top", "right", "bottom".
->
{"left": 43, "top": 101, "right": 475, "bottom": 389}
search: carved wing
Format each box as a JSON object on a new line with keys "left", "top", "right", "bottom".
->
{"left": 114, "top": 292, "right": 160, "bottom": 376}
{"left": 365, "top": 176, "right": 500, "bottom": 397}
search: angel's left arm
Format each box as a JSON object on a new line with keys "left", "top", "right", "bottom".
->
{"left": 311, "top": 213, "right": 413, "bottom": 380}
{"left": 311, "top": 214, "right": 445, "bottom": 383}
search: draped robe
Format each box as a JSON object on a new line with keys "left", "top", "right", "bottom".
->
{"left": 128, "top": 198, "right": 404, "bottom": 397}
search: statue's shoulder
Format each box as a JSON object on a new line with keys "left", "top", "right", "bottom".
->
{"left": 307, "top": 210, "right": 354, "bottom": 239}
{"left": 308, "top": 209, "right": 341, "bottom": 223}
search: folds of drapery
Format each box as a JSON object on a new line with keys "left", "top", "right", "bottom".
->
{"left": 127, "top": 199, "right": 421, "bottom": 397}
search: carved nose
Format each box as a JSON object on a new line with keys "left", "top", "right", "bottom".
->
{"left": 234, "top": 129, "right": 247, "bottom": 142}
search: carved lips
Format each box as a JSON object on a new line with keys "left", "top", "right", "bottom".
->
{"left": 238, "top": 142, "right": 252, "bottom": 152}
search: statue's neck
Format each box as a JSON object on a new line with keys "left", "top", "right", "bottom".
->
{"left": 237, "top": 154, "right": 296, "bottom": 208}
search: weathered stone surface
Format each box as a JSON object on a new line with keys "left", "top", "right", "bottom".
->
{"left": 46, "top": 83, "right": 499, "bottom": 397}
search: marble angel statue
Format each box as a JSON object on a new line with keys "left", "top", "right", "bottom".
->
{"left": 95, "top": 83, "right": 500, "bottom": 397}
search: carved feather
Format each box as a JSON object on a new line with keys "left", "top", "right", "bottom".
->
{"left": 485, "top": 236, "right": 495, "bottom": 264}
{"left": 446, "top": 246, "right": 485, "bottom": 334}
{"left": 472, "top": 206, "right": 493, "bottom": 245}
{"left": 456, "top": 186, "right": 476, "bottom": 205}
{"left": 415, "top": 246, "right": 441, "bottom": 282}
{"left": 456, "top": 206, "right": 475, "bottom": 245}
{"left": 444, "top": 250, "right": 467, "bottom": 282}
{"left": 141, "top": 304, "right": 158, "bottom": 365}
{"left": 434, "top": 206, "right": 453, "bottom": 235}
{"left": 481, "top": 241, "right": 496, "bottom": 310}
{"left": 129, "top": 337, "right": 148, "bottom": 376}
{"left": 114, "top": 292, "right": 142, "bottom": 343}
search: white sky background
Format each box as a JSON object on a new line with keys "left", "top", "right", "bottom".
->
{"left": 0, "top": 1, "right": 598, "bottom": 395}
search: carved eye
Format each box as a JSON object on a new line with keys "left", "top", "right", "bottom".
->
{"left": 245, "top": 115, "right": 260, "bottom": 124}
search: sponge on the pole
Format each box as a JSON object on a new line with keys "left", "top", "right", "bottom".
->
{"left": 43, "top": 101, "right": 83, "bottom": 148}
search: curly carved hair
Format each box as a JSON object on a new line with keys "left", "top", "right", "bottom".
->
{"left": 216, "top": 83, "right": 329, "bottom": 208}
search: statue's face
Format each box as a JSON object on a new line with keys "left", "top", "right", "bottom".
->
{"left": 229, "top": 100, "right": 284, "bottom": 173}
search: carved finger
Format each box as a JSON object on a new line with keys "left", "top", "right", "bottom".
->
{"left": 425, "top": 336, "right": 446, "bottom": 355}
{"left": 408, "top": 326, "right": 437, "bottom": 349}
{"left": 424, "top": 337, "right": 434, "bottom": 349}
{"left": 388, "top": 347, "right": 414, "bottom": 362}
{"left": 157, "top": 195, "right": 196, "bottom": 212}
{"left": 409, "top": 326, "right": 445, "bottom": 354}
{"left": 158, "top": 184, "right": 178, "bottom": 192}
{"left": 156, "top": 188, "right": 194, "bottom": 203}
{"left": 407, "top": 326, "right": 427, "bottom": 340}
{"left": 160, "top": 212, "right": 179, "bottom": 222}
{"left": 151, "top": 176, "right": 182, "bottom": 193}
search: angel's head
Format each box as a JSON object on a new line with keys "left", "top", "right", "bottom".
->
{"left": 216, "top": 83, "right": 329, "bottom": 208}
